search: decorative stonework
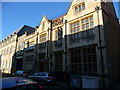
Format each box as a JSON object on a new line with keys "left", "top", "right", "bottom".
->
{"left": 52, "top": 18, "right": 64, "bottom": 27}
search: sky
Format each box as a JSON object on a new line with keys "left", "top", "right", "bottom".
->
{"left": 1, "top": 1, "right": 120, "bottom": 40}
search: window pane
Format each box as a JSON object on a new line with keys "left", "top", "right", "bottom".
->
{"left": 71, "top": 29, "right": 74, "bottom": 33}
{"left": 75, "top": 7, "right": 78, "bottom": 13}
{"left": 70, "top": 24, "right": 72, "bottom": 28}
{"left": 84, "top": 64, "right": 88, "bottom": 72}
{"left": 93, "top": 64, "right": 97, "bottom": 72}
{"left": 82, "top": 3, "right": 85, "bottom": 10}
{"left": 77, "top": 26, "right": 80, "bottom": 31}
{"left": 72, "top": 23, "right": 74, "bottom": 27}
{"left": 79, "top": 5, "right": 82, "bottom": 11}
{"left": 90, "top": 22, "right": 94, "bottom": 28}
{"left": 82, "top": 25, "right": 85, "bottom": 30}
{"left": 86, "top": 23, "right": 89, "bottom": 29}
{"left": 74, "top": 22, "right": 77, "bottom": 27}
{"left": 86, "top": 18, "right": 89, "bottom": 23}
{"left": 90, "top": 16, "right": 93, "bottom": 21}
{"left": 74, "top": 27, "right": 77, "bottom": 32}
{"left": 77, "top": 21, "right": 80, "bottom": 26}
{"left": 82, "top": 19, "right": 85, "bottom": 24}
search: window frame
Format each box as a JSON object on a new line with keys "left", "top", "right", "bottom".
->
{"left": 81, "top": 15, "right": 94, "bottom": 31}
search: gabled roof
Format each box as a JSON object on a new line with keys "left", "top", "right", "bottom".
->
{"left": 52, "top": 15, "right": 65, "bottom": 22}
{"left": 39, "top": 15, "right": 49, "bottom": 26}
{"left": 66, "top": 0, "right": 73, "bottom": 14}
{"left": 16, "top": 25, "right": 35, "bottom": 37}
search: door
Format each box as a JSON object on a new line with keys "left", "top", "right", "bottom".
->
{"left": 39, "top": 62, "right": 45, "bottom": 72}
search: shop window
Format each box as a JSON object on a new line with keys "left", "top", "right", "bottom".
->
{"left": 70, "top": 46, "right": 97, "bottom": 74}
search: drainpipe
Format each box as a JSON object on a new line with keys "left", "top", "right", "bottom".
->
{"left": 47, "top": 27, "right": 49, "bottom": 72}
{"left": 34, "top": 26, "right": 39, "bottom": 73}
{"left": 95, "top": 6, "right": 105, "bottom": 88}
{"left": 48, "top": 19, "right": 53, "bottom": 72}
{"left": 65, "top": 20, "right": 68, "bottom": 72}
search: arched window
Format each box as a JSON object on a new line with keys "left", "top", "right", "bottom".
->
{"left": 7, "top": 47, "right": 9, "bottom": 54}
{"left": 10, "top": 46, "right": 12, "bottom": 53}
{"left": 4, "top": 48, "right": 6, "bottom": 55}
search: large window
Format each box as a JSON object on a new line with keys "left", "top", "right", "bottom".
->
{"left": 70, "top": 21, "right": 80, "bottom": 33}
{"left": 70, "top": 21, "right": 80, "bottom": 40}
{"left": 82, "top": 16, "right": 94, "bottom": 31}
{"left": 83, "top": 47, "right": 97, "bottom": 73}
{"left": 70, "top": 46, "right": 97, "bottom": 74}
{"left": 71, "top": 48, "right": 82, "bottom": 72}
{"left": 55, "top": 28, "right": 63, "bottom": 45}
{"left": 54, "top": 51, "right": 63, "bottom": 71}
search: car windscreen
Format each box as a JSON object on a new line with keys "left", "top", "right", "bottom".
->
{"left": 39, "top": 73, "right": 47, "bottom": 76}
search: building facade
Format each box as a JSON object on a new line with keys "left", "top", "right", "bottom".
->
{"left": 0, "top": 25, "right": 35, "bottom": 73}
{"left": 0, "top": 0, "right": 120, "bottom": 87}
{"left": 36, "top": 0, "right": 120, "bottom": 86}
{"left": 0, "top": 32, "right": 17, "bottom": 73}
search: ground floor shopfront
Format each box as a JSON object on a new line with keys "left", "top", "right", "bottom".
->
{"left": 53, "top": 45, "right": 98, "bottom": 74}
{"left": 14, "top": 44, "right": 105, "bottom": 75}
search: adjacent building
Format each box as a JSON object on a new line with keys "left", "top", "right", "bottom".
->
{"left": 0, "top": 25, "right": 35, "bottom": 73}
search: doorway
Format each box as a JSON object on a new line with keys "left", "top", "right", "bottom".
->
{"left": 39, "top": 62, "right": 45, "bottom": 72}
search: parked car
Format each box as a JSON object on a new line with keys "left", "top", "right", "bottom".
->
{"left": 12, "top": 70, "right": 32, "bottom": 77}
{"left": 1, "top": 77, "right": 43, "bottom": 90}
{"left": 12, "top": 70, "right": 24, "bottom": 76}
{"left": 28, "top": 72, "right": 56, "bottom": 85}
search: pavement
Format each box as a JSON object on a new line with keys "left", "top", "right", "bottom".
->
{"left": 55, "top": 82, "right": 120, "bottom": 90}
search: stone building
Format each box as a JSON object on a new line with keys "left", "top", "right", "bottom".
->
{"left": 0, "top": 25, "right": 35, "bottom": 73}
{"left": 0, "top": 0, "right": 120, "bottom": 87}
{"left": 0, "top": 32, "right": 17, "bottom": 73}
{"left": 35, "top": 0, "right": 120, "bottom": 87}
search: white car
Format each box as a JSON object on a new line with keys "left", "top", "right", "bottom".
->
{"left": 28, "top": 72, "right": 56, "bottom": 85}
